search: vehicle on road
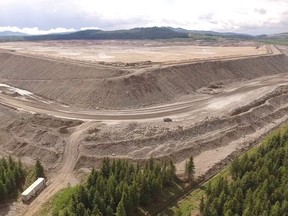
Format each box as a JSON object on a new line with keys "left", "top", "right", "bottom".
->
{"left": 21, "top": 178, "right": 46, "bottom": 202}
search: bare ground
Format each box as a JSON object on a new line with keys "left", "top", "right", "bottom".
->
{"left": 0, "top": 43, "right": 288, "bottom": 215}
{"left": 2, "top": 79, "right": 288, "bottom": 215}
{"left": 0, "top": 40, "right": 266, "bottom": 63}
{"left": 0, "top": 43, "right": 285, "bottom": 110}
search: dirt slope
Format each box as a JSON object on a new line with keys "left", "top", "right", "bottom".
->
{"left": 0, "top": 45, "right": 288, "bottom": 215}
{"left": 0, "top": 112, "right": 82, "bottom": 170}
{"left": 2, "top": 75, "right": 288, "bottom": 215}
{"left": 0, "top": 51, "right": 288, "bottom": 109}
{"left": 76, "top": 85, "right": 288, "bottom": 172}
{"left": 0, "top": 111, "right": 83, "bottom": 216}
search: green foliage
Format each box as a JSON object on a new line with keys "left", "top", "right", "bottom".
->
{"left": 52, "top": 158, "right": 177, "bottom": 216}
{"left": 34, "top": 159, "right": 45, "bottom": 180}
{"left": 201, "top": 127, "right": 288, "bottom": 215}
{"left": 185, "top": 156, "right": 195, "bottom": 180}
{"left": 0, "top": 156, "right": 25, "bottom": 203}
{"left": 116, "top": 199, "right": 126, "bottom": 216}
{"left": 52, "top": 187, "right": 80, "bottom": 216}
{"left": 258, "top": 38, "right": 288, "bottom": 46}
{"left": 25, "top": 27, "right": 189, "bottom": 41}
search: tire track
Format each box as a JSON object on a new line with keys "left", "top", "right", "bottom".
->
{"left": 20, "top": 122, "right": 92, "bottom": 216}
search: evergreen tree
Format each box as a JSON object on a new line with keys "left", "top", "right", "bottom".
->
{"left": 101, "top": 158, "right": 110, "bottom": 178}
{"left": 106, "top": 205, "right": 114, "bottom": 216}
{"left": 0, "top": 181, "right": 7, "bottom": 201}
{"left": 116, "top": 199, "right": 126, "bottom": 216}
{"left": 34, "top": 159, "right": 45, "bottom": 179}
{"left": 199, "top": 196, "right": 205, "bottom": 213}
{"left": 185, "top": 156, "right": 195, "bottom": 180}
{"left": 200, "top": 126, "right": 288, "bottom": 216}
{"left": 0, "top": 157, "right": 25, "bottom": 203}
{"left": 52, "top": 157, "right": 177, "bottom": 215}
{"left": 271, "top": 201, "right": 281, "bottom": 216}
{"left": 75, "top": 203, "right": 86, "bottom": 216}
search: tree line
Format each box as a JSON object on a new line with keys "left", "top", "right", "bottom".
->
{"left": 53, "top": 157, "right": 178, "bottom": 216}
{"left": 25, "top": 27, "right": 189, "bottom": 41}
{"left": 200, "top": 127, "right": 288, "bottom": 215}
{"left": 0, "top": 156, "right": 45, "bottom": 203}
{"left": 0, "top": 156, "right": 25, "bottom": 202}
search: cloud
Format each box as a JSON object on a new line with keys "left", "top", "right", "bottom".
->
{"left": 254, "top": 8, "right": 267, "bottom": 15}
{"left": 80, "top": 27, "right": 100, "bottom": 31}
{"left": 0, "top": 0, "right": 288, "bottom": 35}
{"left": 0, "top": 26, "right": 76, "bottom": 35}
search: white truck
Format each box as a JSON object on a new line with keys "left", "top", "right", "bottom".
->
{"left": 21, "top": 177, "right": 46, "bottom": 202}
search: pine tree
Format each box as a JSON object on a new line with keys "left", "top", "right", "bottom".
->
{"left": 98, "top": 198, "right": 106, "bottom": 215}
{"left": 102, "top": 158, "right": 110, "bottom": 178}
{"left": 106, "top": 205, "right": 114, "bottom": 216}
{"left": 139, "top": 178, "right": 151, "bottom": 205}
{"left": 199, "top": 196, "right": 205, "bottom": 214}
{"left": 107, "top": 174, "right": 117, "bottom": 198}
{"left": 59, "top": 208, "right": 70, "bottom": 216}
{"left": 34, "top": 159, "right": 45, "bottom": 179}
{"left": 116, "top": 199, "right": 126, "bottom": 216}
{"left": 92, "top": 205, "right": 102, "bottom": 216}
{"left": 200, "top": 126, "right": 288, "bottom": 215}
{"left": 75, "top": 203, "right": 86, "bottom": 216}
{"left": 77, "top": 185, "right": 88, "bottom": 207}
{"left": 51, "top": 157, "right": 178, "bottom": 215}
{"left": 129, "top": 183, "right": 139, "bottom": 211}
{"left": 271, "top": 201, "right": 281, "bottom": 216}
{"left": 185, "top": 156, "right": 195, "bottom": 180}
{"left": 0, "top": 181, "right": 7, "bottom": 201}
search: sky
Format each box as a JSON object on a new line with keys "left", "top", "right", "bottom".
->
{"left": 0, "top": 0, "right": 288, "bottom": 35}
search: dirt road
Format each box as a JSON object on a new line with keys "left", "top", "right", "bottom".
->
{"left": 20, "top": 122, "right": 92, "bottom": 216}
{"left": 0, "top": 73, "right": 285, "bottom": 215}
{"left": 1, "top": 44, "right": 285, "bottom": 110}
{"left": 5, "top": 73, "right": 286, "bottom": 215}
{"left": 0, "top": 74, "right": 288, "bottom": 123}
{"left": 0, "top": 44, "right": 287, "bottom": 215}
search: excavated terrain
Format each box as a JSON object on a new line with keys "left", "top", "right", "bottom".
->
{"left": 0, "top": 49, "right": 287, "bottom": 109}
{"left": 76, "top": 85, "right": 288, "bottom": 171}
{"left": 0, "top": 43, "right": 288, "bottom": 215}
{"left": 0, "top": 45, "right": 287, "bottom": 171}
{"left": 0, "top": 110, "right": 82, "bottom": 170}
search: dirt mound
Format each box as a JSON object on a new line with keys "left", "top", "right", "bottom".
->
{"left": 76, "top": 85, "right": 288, "bottom": 169}
{"left": 0, "top": 111, "right": 82, "bottom": 170}
{"left": 0, "top": 51, "right": 288, "bottom": 109}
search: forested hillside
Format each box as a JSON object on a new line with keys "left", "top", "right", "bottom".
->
{"left": 52, "top": 158, "right": 177, "bottom": 216}
{"left": 200, "top": 127, "right": 288, "bottom": 215}
{"left": 0, "top": 156, "right": 25, "bottom": 202}
{"left": 25, "top": 27, "right": 188, "bottom": 41}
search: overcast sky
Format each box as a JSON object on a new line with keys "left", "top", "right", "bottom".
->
{"left": 1, "top": 0, "right": 288, "bottom": 35}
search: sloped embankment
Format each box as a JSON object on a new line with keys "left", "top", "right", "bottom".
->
{"left": 76, "top": 85, "right": 288, "bottom": 170}
{"left": 0, "top": 111, "right": 82, "bottom": 169}
{"left": 0, "top": 52, "right": 288, "bottom": 109}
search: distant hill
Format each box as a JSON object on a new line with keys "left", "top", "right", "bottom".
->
{"left": 1, "top": 27, "right": 279, "bottom": 42}
{"left": 256, "top": 32, "right": 288, "bottom": 45}
{"left": 191, "top": 30, "right": 253, "bottom": 39}
{"left": 24, "top": 27, "right": 189, "bottom": 41}
{"left": 0, "top": 31, "right": 27, "bottom": 36}
{"left": 165, "top": 27, "right": 254, "bottom": 39}
{"left": 266, "top": 32, "right": 288, "bottom": 39}
{"left": 0, "top": 31, "right": 26, "bottom": 41}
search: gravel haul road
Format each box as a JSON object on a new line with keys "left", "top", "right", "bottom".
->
{"left": 1, "top": 43, "right": 288, "bottom": 216}
{"left": 0, "top": 74, "right": 288, "bottom": 122}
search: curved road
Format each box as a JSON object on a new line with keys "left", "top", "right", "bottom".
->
{"left": 1, "top": 74, "right": 288, "bottom": 123}
{"left": 0, "top": 56, "right": 287, "bottom": 215}
{"left": 21, "top": 122, "right": 93, "bottom": 216}
{"left": 4, "top": 73, "right": 288, "bottom": 216}
{"left": 1, "top": 44, "right": 286, "bottom": 215}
